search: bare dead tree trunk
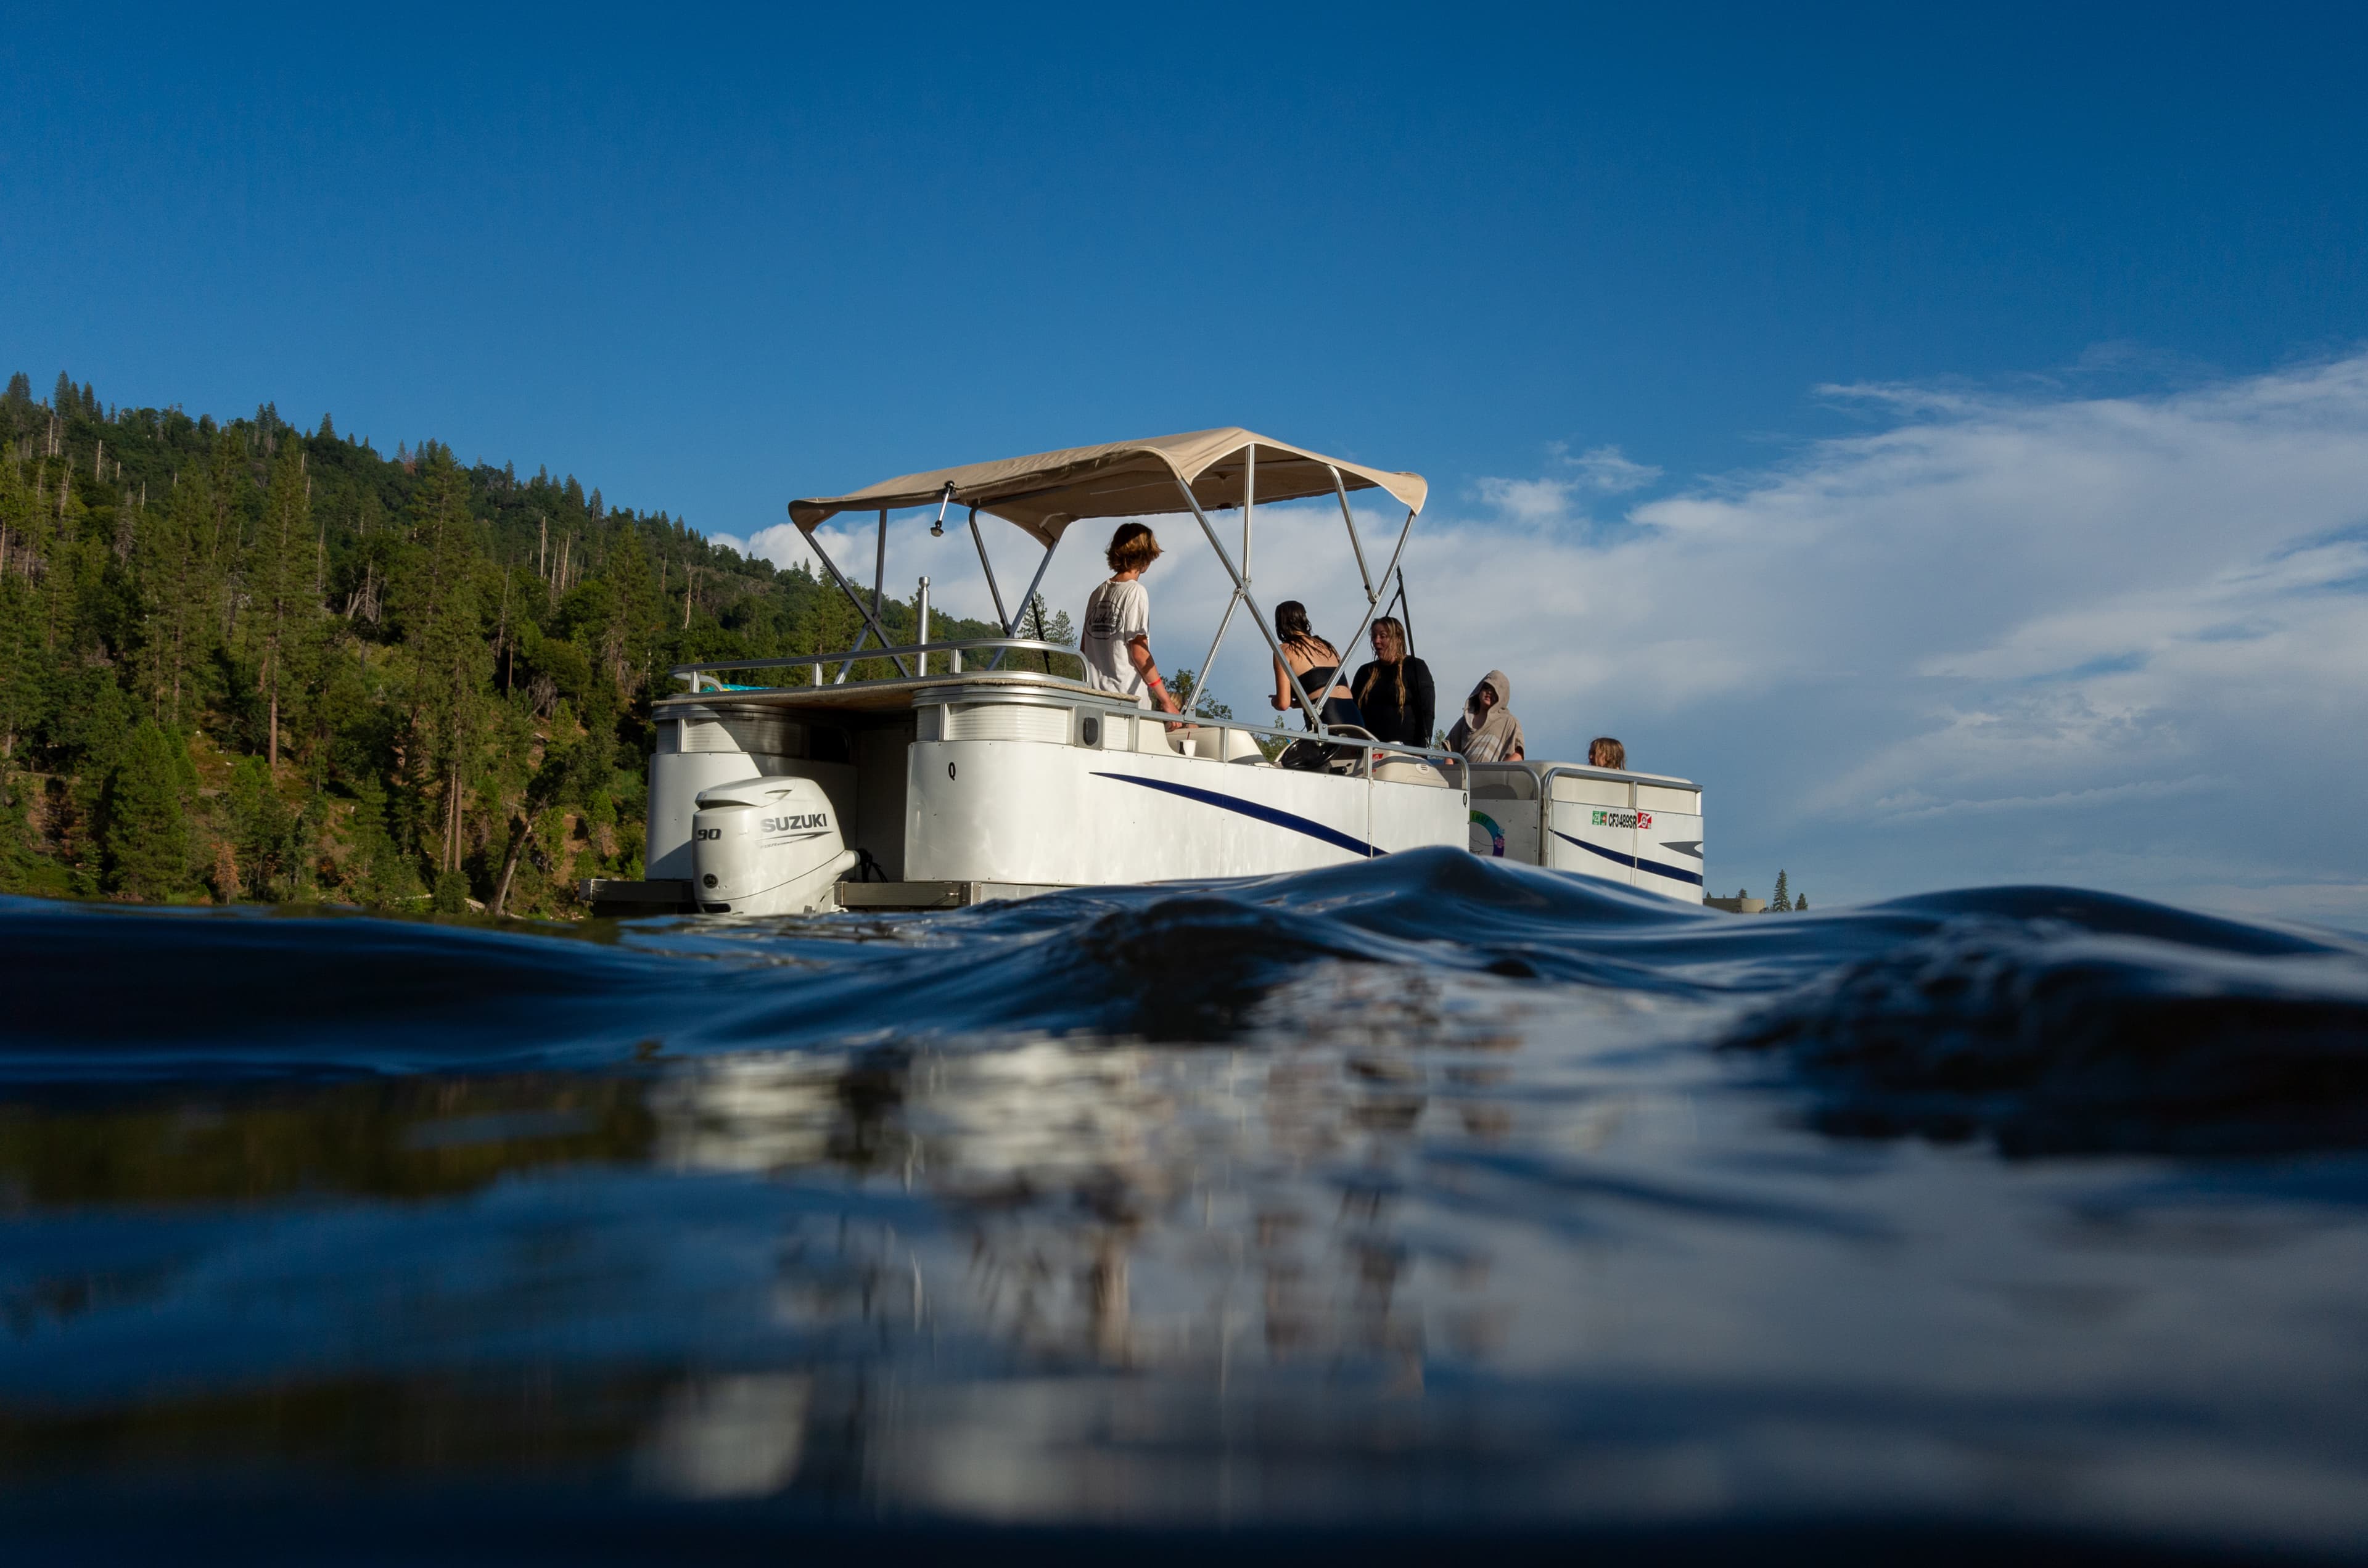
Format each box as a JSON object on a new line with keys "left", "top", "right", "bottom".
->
{"left": 490, "top": 808, "right": 535, "bottom": 917}
{"left": 445, "top": 761, "right": 463, "bottom": 874}
{"left": 496, "top": 560, "right": 512, "bottom": 694}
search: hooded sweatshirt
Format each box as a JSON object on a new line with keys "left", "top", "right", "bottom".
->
{"left": 1445, "top": 670, "right": 1524, "bottom": 763}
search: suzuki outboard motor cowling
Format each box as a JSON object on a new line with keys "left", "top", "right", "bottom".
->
{"left": 690, "top": 776, "right": 855, "bottom": 915}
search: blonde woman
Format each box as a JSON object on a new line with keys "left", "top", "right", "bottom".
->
{"left": 1349, "top": 617, "right": 1434, "bottom": 747}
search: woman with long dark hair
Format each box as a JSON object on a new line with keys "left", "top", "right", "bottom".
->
{"left": 1269, "top": 601, "right": 1364, "bottom": 732}
{"left": 1349, "top": 616, "right": 1434, "bottom": 747}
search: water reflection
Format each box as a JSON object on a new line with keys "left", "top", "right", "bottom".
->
{"left": 6, "top": 898, "right": 2368, "bottom": 1555}
{"left": 635, "top": 1374, "right": 812, "bottom": 1498}
{"left": 0, "top": 1075, "right": 656, "bottom": 1206}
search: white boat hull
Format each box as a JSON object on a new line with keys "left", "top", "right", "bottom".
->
{"left": 905, "top": 737, "right": 1466, "bottom": 885}
{"left": 632, "top": 675, "right": 1704, "bottom": 911}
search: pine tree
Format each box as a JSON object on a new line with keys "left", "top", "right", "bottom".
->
{"left": 396, "top": 450, "right": 489, "bottom": 882}
{"left": 100, "top": 720, "right": 189, "bottom": 898}
{"left": 147, "top": 467, "right": 215, "bottom": 724}
{"left": 249, "top": 443, "right": 313, "bottom": 768}
{"left": 205, "top": 427, "right": 244, "bottom": 577}
{"left": 1770, "top": 869, "right": 1791, "bottom": 912}
{"left": 226, "top": 753, "right": 300, "bottom": 898}
{"left": 1019, "top": 593, "right": 1077, "bottom": 675}
{"left": 1167, "top": 668, "right": 1232, "bottom": 720}
{"left": 0, "top": 456, "right": 38, "bottom": 756}
{"left": 597, "top": 525, "right": 660, "bottom": 692}
{"left": 489, "top": 734, "right": 587, "bottom": 916}
{"left": 0, "top": 760, "right": 31, "bottom": 887}
{"left": 52, "top": 372, "right": 75, "bottom": 414}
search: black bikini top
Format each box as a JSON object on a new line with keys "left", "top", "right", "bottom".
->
{"left": 1293, "top": 663, "right": 1346, "bottom": 705}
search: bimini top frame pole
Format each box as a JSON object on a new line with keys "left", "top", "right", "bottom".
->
{"left": 798, "top": 522, "right": 912, "bottom": 681}
{"left": 1166, "top": 438, "right": 1416, "bottom": 736}
{"left": 1172, "top": 471, "right": 1325, "bottom": 731}
{"left": 1331, "top": 502, "right": 1418, "bottom": 694}
{"left": 781, "top": 427, "right": 1426, "bottom": 723}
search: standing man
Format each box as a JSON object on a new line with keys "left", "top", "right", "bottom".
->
{"left": 1080, "top": 522, "right": 1184, "bottom": 723}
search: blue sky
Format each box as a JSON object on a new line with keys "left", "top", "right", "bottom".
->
{"left": 6, "top": 5, "right": 2366, "bottom": 919}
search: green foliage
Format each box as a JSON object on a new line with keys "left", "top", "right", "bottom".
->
{"left": 1167, "top": 667, "right": 1231, "bottom": 721}
{"left": 226, "top": 755, "right": 305, "bottom": 900}
{"left": 0, "top": 369, "right": 1013, "bottom": 915}
{"left": 0, "top": 765, "right": 32, "bottom": 885}
{"left": 100, "top": 721, "right": 189, "bottom": 898}
{"left": 1018, "top": 593, "right": 1082, "bottom": 679}
{"left": 1771, "top": 869, "right": 1791, "bottom": 912}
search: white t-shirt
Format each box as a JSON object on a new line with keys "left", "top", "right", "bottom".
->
{"left": 1080, "top": 577, "right": 1151, "bottom": 702}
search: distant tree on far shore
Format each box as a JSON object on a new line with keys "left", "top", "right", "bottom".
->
{"left": 101, "top": 721, "right": 190, "bottom": 898}
{"left": 1770, "top": 869, "right": 1791, "bottom": 911}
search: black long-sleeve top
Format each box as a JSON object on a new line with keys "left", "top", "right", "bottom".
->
{"left": 1349, "top": 656, "right": 1436, "bottom": 747}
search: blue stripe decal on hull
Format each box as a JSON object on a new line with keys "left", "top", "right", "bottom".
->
{"left": 1092, "top": 772, "right": 1382, "bottom": 858}
{"left": 1553, "top": 830, "right": 1706, "bottom": 886}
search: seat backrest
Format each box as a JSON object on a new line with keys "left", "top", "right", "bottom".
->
{"left": 1372, "top": 756, "right": 1449, "bottom": 788}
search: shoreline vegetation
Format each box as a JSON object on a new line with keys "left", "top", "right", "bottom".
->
{"left": 0, "top": 370, "right": 1043, "bottom": 918}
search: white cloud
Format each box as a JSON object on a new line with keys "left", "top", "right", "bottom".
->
{"left": 1474, "top": 475, "right": 1577, "bottom": 523}
{"left": 1561, "top": 442, "right": 1662, "bottom": 493}
{"left": 1401, "top": 353, "right": 2368, "bottom": 916}
{"left": 1473, "top": 442, "right": 1663, "bottom": 525}
{"left": 709, "top": 521, "right": 813, "bottom": 572}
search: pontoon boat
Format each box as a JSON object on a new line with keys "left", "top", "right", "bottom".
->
{"left": 586, "top": 430, "right": 1706, "bottom": 916}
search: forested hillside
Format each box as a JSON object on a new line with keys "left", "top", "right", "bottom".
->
{"left": 0, "top": 369, "right": 1016, "bottom": 916}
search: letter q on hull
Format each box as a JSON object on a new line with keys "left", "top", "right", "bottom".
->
{"left": 689, "top": 776, "right": 856, "bottom": 916}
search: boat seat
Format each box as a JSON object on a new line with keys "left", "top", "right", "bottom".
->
{"left": 1188, "top": 727, "right": 1267, "bottom": 764}
{"left": 1372, "top": 756, "right": 1450, "bottom": 787}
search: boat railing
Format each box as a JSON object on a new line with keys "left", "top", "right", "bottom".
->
{"left": 1467, "top": 760, "right": 1701, "bottom": 844}
{"left": 671, "top": 636, "right": 1085, "bottom": 691}
{"left": 670, "top": 638, "right": 1471, "bottom": 785}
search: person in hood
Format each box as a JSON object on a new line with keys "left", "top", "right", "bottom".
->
{"left": 1446, "top": 670, "right": 1525, "bottom": 762}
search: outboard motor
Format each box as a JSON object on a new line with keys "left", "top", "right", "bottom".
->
{"left": 690, "top": 776, "right": 856, "bottom": 915}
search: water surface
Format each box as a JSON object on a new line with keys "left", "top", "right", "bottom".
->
{"left": 5, "top": 852, "right": 2367, "bottom": 1562}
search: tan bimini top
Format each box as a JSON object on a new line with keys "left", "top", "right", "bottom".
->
{"left": 787, "top": 427, "right": 1427, "bottom": 548}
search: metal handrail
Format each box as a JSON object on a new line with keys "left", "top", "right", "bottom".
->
{"left": 665, "top": 642, "right": 1471, "bottom": 784}
{"left": 670, "top": 637, "right": 1084, "bottom": 690}
{"left": 1467, "top": 760, "right": 1701, "bottom": 792}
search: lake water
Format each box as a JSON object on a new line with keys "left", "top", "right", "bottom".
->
{"left": 5, "top": 849, "right": 2367, "bottom": 1562}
